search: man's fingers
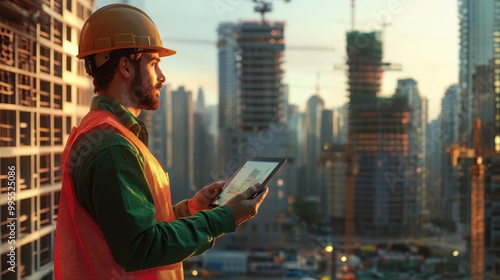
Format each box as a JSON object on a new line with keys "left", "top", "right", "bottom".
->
{"left": 209, "top": 181, "right": 225, "bottom": 191}
{"left": 242, "top": 185, "right": 258, "bottom": 199}
{"left": 252, "top": 186, "right": 268, "bottom": 205}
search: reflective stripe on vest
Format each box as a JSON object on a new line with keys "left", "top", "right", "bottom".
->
{"left": 55, "top": 110, "right": 183, "bottom": 279}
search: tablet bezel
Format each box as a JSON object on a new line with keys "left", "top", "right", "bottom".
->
{"left": 209, "top": 157, "right": 287, "bottom": 207}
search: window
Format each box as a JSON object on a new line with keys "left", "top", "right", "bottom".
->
{"left": 54, "top": 0, "right": 62, "bottom": 14}
{"left": 66, "top": 116, "right": 72, "bottom": 135}
{"left": 39, "top": 80, "right": 50, "bottom": 108}
{"left": 0, "top": 110, "right": 15, "bottom": 147}
{"left": 40, "top": 115, "right": 51, "bottom": 146}
{"left": 77, "top": 2, "right": 84, "bottom": 19}
{"left": 54, "top": 153, "right": 62, "bottom": 182}
{"left": 54, "top": 51, "right": 62, "bottom": 77}
{"left": 20, "top": 111, "right": 31, "bottom": 146}
{"left": 66, "top": 25, "right": 72, "bottom": 42}
{"left": 40, "top": 16, "right": 51, "bottom": 40}
{"left": 17, "top": 35, "right": 35, "bottom": 71}
{"left": 0, "top": 70, "right": 15, "bottom": 104}
{"left": 54, "top": 19, "right": 62, "bottom": 45}
{"left": 0, "top": 27, "right": 14, "bottom": 66}
{"left": 40, "top": 153, "right": 51, "bottom": 186}
{"left": 40, "top": 234, "right": 52, "bottom": 266}
{"left": 54, "top": 84, "right": 63, "bottom": 109}
{"left": 66, "top": 84, "right": 72, "bottom": 102}
{"left": 66, "top": 54, "right": 72, "bottom": 71}
{"left": 40, "top": 194, "right": 51, "bottom": 228}
{"left": 54, "top": 116, "right": 63, "bottom": 145}
{"left": 18, "top": 74, "right": 36, "bottom": 107}
{"left": 40, "top": 46, "right": 50, "bottom": 74}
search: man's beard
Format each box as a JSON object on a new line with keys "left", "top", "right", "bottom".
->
{"left": 131, "top": 64, "right": 161, "bottom": 110}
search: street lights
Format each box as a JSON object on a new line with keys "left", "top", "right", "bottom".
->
{"left": 325, "top": 243, "right": 336, "bottom": 279}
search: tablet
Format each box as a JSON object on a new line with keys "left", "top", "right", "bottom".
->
{"left": 209, "top": 157, "right": 287, "bottom": 207}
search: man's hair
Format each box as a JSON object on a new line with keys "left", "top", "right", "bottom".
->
{"left": 89, "top": 49, "right": 143, "bottom": 93}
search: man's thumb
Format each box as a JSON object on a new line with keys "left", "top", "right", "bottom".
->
{"left": 243, "top": 185, "right": 258, "bottom": 199}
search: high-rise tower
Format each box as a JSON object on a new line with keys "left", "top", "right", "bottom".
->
{"left": 458, "top": 1, "right": 500, "bottom": 275}
{"left": 346, "top": 31, "right": 412, "bottom": 236}
{"left": 216, "top": 20, "right": 290, "bottom": 249}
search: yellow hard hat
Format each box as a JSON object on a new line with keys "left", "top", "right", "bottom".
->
{"left": 77, "top": 4, "right": 176, "bottom": 60}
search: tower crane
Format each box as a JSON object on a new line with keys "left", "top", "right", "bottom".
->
{"left": 248, "top": 0, "right": 290, "bottom": 23}
{"left": 447, "top": 118, "right": 485, "bottom": 280}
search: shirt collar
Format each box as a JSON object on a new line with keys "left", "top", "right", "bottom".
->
{"left": 90, "top": 96, "right": 149, "bottom": 146}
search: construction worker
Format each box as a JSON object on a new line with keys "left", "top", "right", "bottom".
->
{"left": 54, "top": 4, "right": 268, "bottom": 279}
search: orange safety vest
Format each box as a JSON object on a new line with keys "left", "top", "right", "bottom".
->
{"left": 55, "top": 110, "right": 184, "bottom": 279}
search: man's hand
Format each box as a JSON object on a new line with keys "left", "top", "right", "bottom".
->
{"left": 188, "top": 181, "right": 225, "bottom": 214}
{"left": 225, "top": 184, "right": 268, "bottom": 228}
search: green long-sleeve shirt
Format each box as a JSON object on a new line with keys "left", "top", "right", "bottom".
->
{"left": 69, "top": 96, "right": 235, "bottom": 272}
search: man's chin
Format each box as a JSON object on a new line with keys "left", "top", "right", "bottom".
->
{"left": 141, "top": 101, "right": 160, "bottom": 110}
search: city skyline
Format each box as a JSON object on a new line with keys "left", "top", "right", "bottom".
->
{"left": 97, "top": 0, "right": 458, "bottom": 121}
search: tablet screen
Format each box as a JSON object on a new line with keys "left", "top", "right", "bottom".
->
{"left": 210, "top": 157, "right": 286, "bottom": 207}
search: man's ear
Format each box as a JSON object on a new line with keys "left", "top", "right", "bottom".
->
{"left": 117, "top": 56, "right": 132, "bottom": 78}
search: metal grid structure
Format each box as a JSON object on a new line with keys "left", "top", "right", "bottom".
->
{"left": 0, "top": 0, "right": 93, "bottom": 279}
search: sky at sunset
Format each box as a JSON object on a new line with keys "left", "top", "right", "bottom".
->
{"left": 97, "top": 0, "right": 459, "bottom": 121}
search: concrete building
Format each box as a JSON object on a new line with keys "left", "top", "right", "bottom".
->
{"left": 304, "top": 95, "right": 324, "bottom": 197}
{"left": 0, "top": 0, "right": 94, "bottom": 278}
{"left": 395, "top": 78, "right": 428, "bottom": 223}
{"left": 426, "top": 118, "right": 442, "bottom": 219}
{"left": 318, "top": 144, "right": 347, "bottom": 232}
{"left": 139, "top": 86, "right": 173, "bottom": 170}
{"left": 169, "top": 86, "right": 195, "bottom": 203}
{"left": 216, "top": 20, "right": 291, "bottom": 249}
{"left": 217, "top": 23, "right": 238, "bottom": 131}
{"left": 440, "top": 85, "right": 461, "bottom": 223}
{"left": 193, "top": 88, "right": 216, "bottom": 188}
{"left": 346, "top": 31, "right": 412, "bottom": 236}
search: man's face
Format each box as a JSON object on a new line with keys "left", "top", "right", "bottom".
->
{"left": 130, "top": 52, "right": 165, "bottom": 110}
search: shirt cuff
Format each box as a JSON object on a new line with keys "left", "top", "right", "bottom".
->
{"left": 201, "top": 205, "right": 236, "bottom": 236}
{"left": 172, "top": 199, "right": 191, "bottom": 218}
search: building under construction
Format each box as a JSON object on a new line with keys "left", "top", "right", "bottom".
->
{"left": 346, "top": 31, "right": 416, "bottom": 236}
{"left": 0, "top": 0, "right": 93, "bottom": 278}
{"left": 217, "top": 19, "right": 292, "bottom": 250}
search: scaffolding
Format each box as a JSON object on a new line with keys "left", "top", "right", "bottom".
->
{"left": 346, "top": 30, "right": 413, "bottom": 237}
{"left": 0, "top": 0, "right": 93, "bottom": 279}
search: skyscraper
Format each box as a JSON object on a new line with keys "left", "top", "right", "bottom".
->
{"left": 217, "top": 21, "right": 286, "bottom": 134}
{"left": 346, "top": 31, "right": 412, "bottom": 236}
{"left": 193, "top": 88, "right": 215, "bottom": 188}
{"left": 440, "top": 85, "right": 461, "bottom": 224}
{"left": 458, "top": 1, "right": 500, "bottom": 274}
{"left": 459, "top": 0, "right": 500, "bottom": 148}
{"left": 217, "top": 23, "right": 238, "bottom": 130}
{"left": 426, "top": 118, "right": 442, "bottom": 220}
{"left": 216, "top": 20, "right": 290, "bottom": 249}
{"left": 0, "top": 1, "right": 94, "bottom": 278}
{"left": 139, "top": 86, "right": 173, "bottom": 170}
{"left": 396, "top": 78, "right": 428, "bottom": 219}
{"left": 304, "top": 95, "right": 324, "bottom": 197}
{"left": 169, "top": 86, "right": 195, "bottom": 202}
